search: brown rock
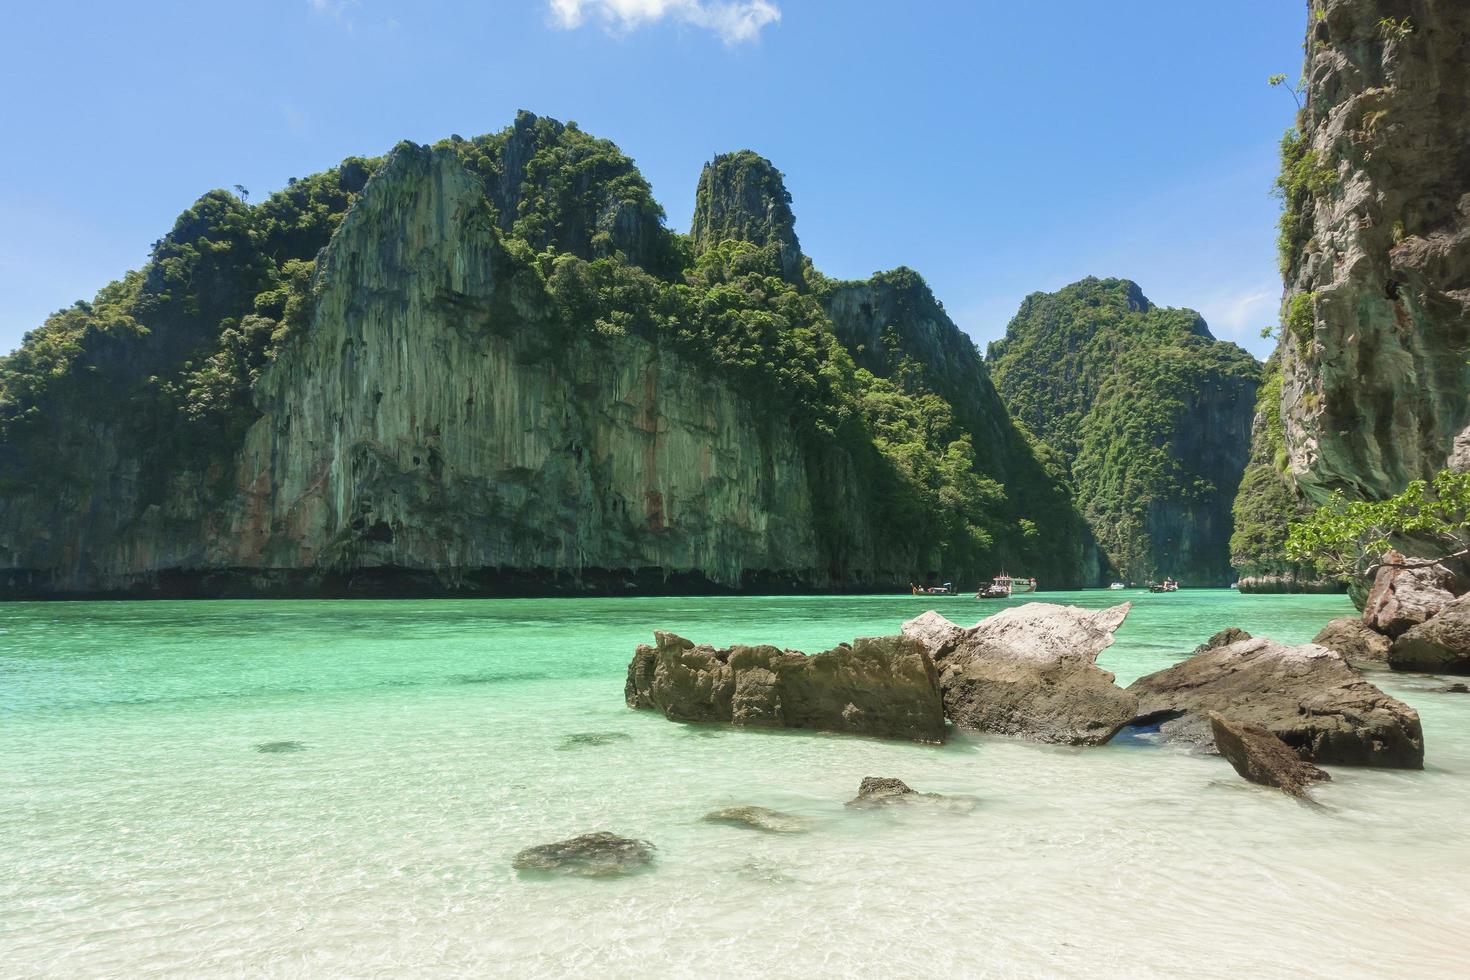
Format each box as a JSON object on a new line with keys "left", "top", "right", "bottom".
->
{"left": 1313, "top": 616, "right": 1392, "bottom": 666}
{"left": 625, "top": 631, "right": 946, "bottom": 742}
{"left": 1390, "top": 593, "right": 1470, "bottom": 675}
{"left": 1195, "top": 627, "right": 1251, "bottom": 654}
{"left": 1209, "top": 712, "right": 1330, "bottom": 798}
{"left": 512, "top": 833, "right": 656, "bottom": 878}
{"left": 1128, "top": 636, "right": 1423, "bottom": 768}
{"left": 844, "top": 776, "right": 974, "bottom": 811}
{"left": 1362, "top": 550, "right": 1462, "bottom": 637}
{"left": 902, "top": 603, "right": 1136, "bottom": 745}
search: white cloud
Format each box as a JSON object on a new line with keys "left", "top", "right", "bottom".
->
{"left": 1199, "top": 286, "right": 1279, "bottom": 345}
{"left": 309, "top": 0, "right": 359, "bottom": 21}
{"left": 548, "top": 0, "right": 780, "bottom": 44}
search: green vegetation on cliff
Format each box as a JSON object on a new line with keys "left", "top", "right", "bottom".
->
{"left": 0, "top": 112, "right": 1090, "bottom": 592}
{"left": 986, "top": 278, "right": 1259, "bottom": 584}
{"left": 1228, "top": 355, "right": 1319, "bottom": 582}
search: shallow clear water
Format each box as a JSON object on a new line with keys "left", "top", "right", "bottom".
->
{"left": 2, "top": 590, "right": 1467, "bottom": 977}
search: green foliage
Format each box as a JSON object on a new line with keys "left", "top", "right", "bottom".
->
{"left": 1228, "top": 357, "right": 1317, "bottom": 578}
{"left": 1285, "top": 291, "right": 1316, "bottom": 353}
{"left": 1287, "top": 469, "right": 1470, "bottom": 579}
{"left": 437, "top": 112, "right": 681, "bottom": 276}
{"left": 690, "top": 150, "right": 800, "bottom": 278}
{"left": 1377, "top": 17, "right": 1413, "bottom": 43}
{"left": 1274, "top": 129, "right": 1335, "bottom": 275}
{"left": 0, "top": 156, "right": 382, "bottom": 485}
{"left": 1268, "top": 73, "right": 1303, "bottom": 109}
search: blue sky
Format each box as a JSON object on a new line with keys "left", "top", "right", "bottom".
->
{"left": 0, "top": 0, "right": 1305, "bottom": 359}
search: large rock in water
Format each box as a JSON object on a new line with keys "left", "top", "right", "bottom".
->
{"left": 1362, "top": 551, "right": 1463, "bottom": 637}
{"left": 1128, "top": 637, "right": 1423, "bottom": 768}
{"left": 1209, "top": 713, "right": 1331, "bottom": 799}
{"left": 1390, "top": 593, "right": 1470, "bottom": 675}
{"left": 901, "top": 603, "right": 1136, "bottom": 745}
{"left": 1313, "top": 616, "right": 1391, "bottom": 666}
{"left": 624, "top": 631, "right": 946, "bottom": 743}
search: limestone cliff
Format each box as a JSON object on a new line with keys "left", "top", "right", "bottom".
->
{"left": 230, "top": 145, "right": 823, "bottom": 589}
{"left": 1279, "top": 0, "right": 1470, "bottom": 500}
{"left": 822, "top": 268, "right": 1100, "bottom": 585}
{"left": 0, "top": 116, "right": 1093, "bottom": 597}
{"left": 987, "top": 278, "right": 1260, "bottom": 586}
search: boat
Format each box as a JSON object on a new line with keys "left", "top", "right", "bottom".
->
{"left": 1109, "top": 582, "right": 1126, "bottom": 591}
{"left": 911, "top": 581, "right": 964, "bottom": 597}
{"left": 977, "top": 574, "right": 1037, "bottom": 599}
{"left": 1148, "top": 578, "right": 1180, "bottom": 594}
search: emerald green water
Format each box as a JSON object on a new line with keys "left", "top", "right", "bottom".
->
{"left": 3, "top": 590, "right": 1467, "bottom": 977}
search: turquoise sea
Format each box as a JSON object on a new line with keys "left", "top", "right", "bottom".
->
{"left": 2, "top": 590, "right": 1467, "bottom": 977}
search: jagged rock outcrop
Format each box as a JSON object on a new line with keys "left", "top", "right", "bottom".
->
{"left": 1277, "top": 1, "right": 1470, "bottom": 501}
{"left": 625, "top": 630, "right": 946, "bottom": 742}
{"left": 1390, "top": 592, "right": 1470, "bottom": 674}
{"left": 690, "top": 150, "right": 802, "bottom": 282}
{"left": 901, "top": 603, "right": 1136, "bottom": 745}
{"left": 1361, "top": 550, "right": 1464, "bottom": 636}
{"left": 987, "top": 278, "right": 1259, "bottom": 585}
{"left": 1209, "top": 712, "right": 1331, "bottom": 798}
{"left": 1128, "top": 635, "right": 1424, "bottom": 768}
{"left": 1313, "top": 615, "right": 1391, "bottom": 665}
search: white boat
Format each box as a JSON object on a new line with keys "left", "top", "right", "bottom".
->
{"left": 994, "top": 575, "right": 1038, "bottom": 594}
{"left": 978, "top": 574, "right": 1038, "bottom": 599}
{"left": 1109, "top": 582, "right": 1126, "bottom": 591}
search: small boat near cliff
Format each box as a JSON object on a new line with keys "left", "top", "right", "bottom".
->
{"left": 911, "top": 582, "right": 964, "bottom": 597}
{"left": 1148, "top": 578, "right": 1180, "bottom": 594}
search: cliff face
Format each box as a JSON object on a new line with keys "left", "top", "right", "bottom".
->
{"left": 0, "top": 116, "right": 1094, "bottom": 597}
{"left": 1280, "top": 0, "right": 1470, "bottom": 500}
{"left": 822, "top": 269, "right": 1101, "bottom": 585}
{"left": 229, "top": 146, "right": 822, "bottom": 588}
{"left": 987, "top": 278, "right": 1260, "bottom": 585}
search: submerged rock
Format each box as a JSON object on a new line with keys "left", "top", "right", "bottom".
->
{"left": 902, "top": 603, "right": 1136, "bottom": 745}
{"left": 1362, "top": 551, "right": 1463, "bottom": 637}
{"left": 254, "top": 740, "right": 306, "bottom": 753}
{"left": 702, "top": 806, "right": 811, "bottom": 834}
{"left": 1390, "top": 593, "right": 1470, "bottom": 675}
{"left": 1209, "top": 712, "right": 1330, "bottom": 799}
{"left": 1129, "top": 636, "right": 1423, "bottom": 768}
{"left": 625, "top": 631, "right": 945, "bottom": 743}
{"left": 1313, "top": 616, "right": 1391, "bottom": 667}
{"left": 1439, "top": 683, "right": 1470, "bottom": 694}
{"left": 557, "top": 732, "right": 632, "bottom": 750}
{"left": 844, "top": 776, "right": 975, "bottom": 811}
{"left": 511, "top": 833, "right": 656, "bottom": 878}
